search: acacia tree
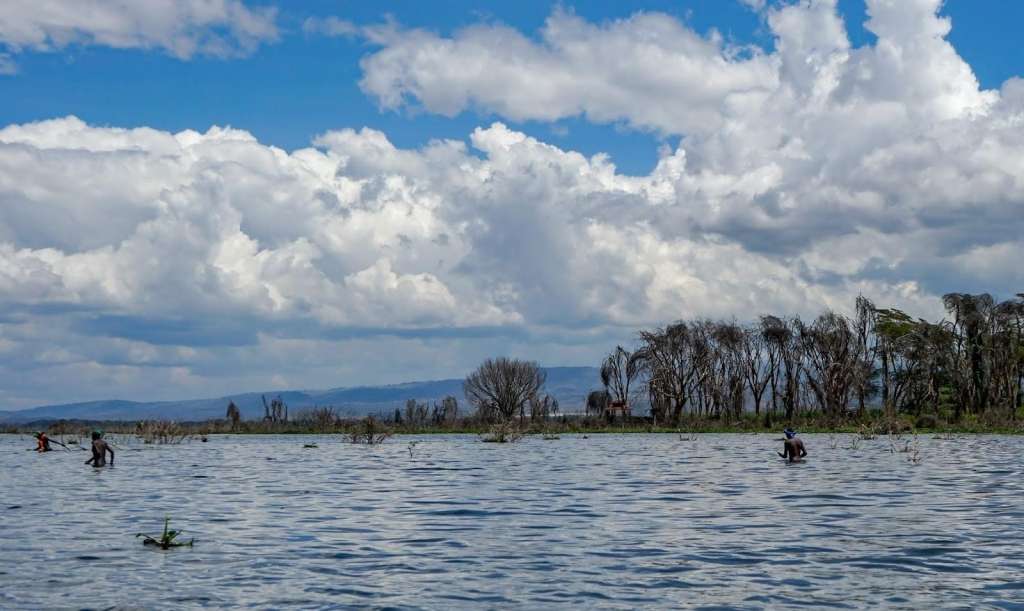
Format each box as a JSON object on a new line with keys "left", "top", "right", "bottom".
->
{"left": 761, "top": 316, "right": 802, "bottom": 420}
{"left": 943, "top": 293, "right": 995, "bottom": 416}
{"left": 636, "top": 323, "right": 701, "bottom": 423}
{"left": 463, "top": 358, "right": 546, "bottom": 422}
{"left": 992, "top": 297, "right": 1024, "bottom": 417}
{"left": 799, "top": 312, "right": 857, "bottom": 421}
{"left": 874, "top": 308, "right": 912, "bottom": 418}
{"left": 741, "top": 326, "right": 771, "bottom": 417}
{"left": 853, "top": 296, "right": 880, "bottom": 416}
{"left": 710, "top": 322, "right": 746, "bottom": 421}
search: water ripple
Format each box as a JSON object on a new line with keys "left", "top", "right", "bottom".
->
{"left": 1, "top": 433, "right": 1023, "bottom": 608}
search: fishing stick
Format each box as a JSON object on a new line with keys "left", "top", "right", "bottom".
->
{"left": 48, "top": 438, "right": 73, "bottom": 451}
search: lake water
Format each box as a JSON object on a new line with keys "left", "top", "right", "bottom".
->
{"left": 1, "top": 433, "right": 1023, "bottom": 609}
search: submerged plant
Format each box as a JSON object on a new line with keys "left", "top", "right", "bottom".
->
{"left": 135, "top": 420, "right": 191, "bottom": 445}
{"left": 136, "top": 517, "right": 194, "bottom": 549}
{"left": 481, "top": 420, "right": 524, "bottom": 443}
{"left": 904, "top": 434, "right": 922, "bottom": 464}
{"left": 349, "top": 416, "right": 391, "bottom": 445}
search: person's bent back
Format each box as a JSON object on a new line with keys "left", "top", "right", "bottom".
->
{"left": 779, "top": 428, "right": 807, "bottom": 463}
{"left": 85, "top": 431, "right": 114, "bottom": 467}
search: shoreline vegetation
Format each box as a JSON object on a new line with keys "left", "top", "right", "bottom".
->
{"left": 7, "top": 291, "right": 1023, "bottom": 440}
{"left": 6, "top": 410, "right": 1024, "bottom": 441}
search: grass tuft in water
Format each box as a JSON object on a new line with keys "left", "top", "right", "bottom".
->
{"left": 136, "top": 517, "right": 194, "bottom": 549}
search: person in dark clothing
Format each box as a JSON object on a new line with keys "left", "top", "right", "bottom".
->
{"left": 85, "top": 431, "right": 114, "bottom": 467}
{"left": 779, "top": 428, "right": 807, "bottom": 463}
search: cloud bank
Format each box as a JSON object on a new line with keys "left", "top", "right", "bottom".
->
{"left": 1, "top": 0, "right": 1023, "bottom": 408}
{"left": 0, "top": 0, "right": 278, "bottom": 68}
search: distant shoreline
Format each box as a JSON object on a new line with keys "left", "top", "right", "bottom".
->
{"left": 5, "top": 413, "right": 1024, "bottom": 438}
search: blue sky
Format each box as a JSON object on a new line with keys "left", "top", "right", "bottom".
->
{"left": 2, "top": 1, "right": 1021, "bottom": 175}
{"left": 1, "top": 0, "right": 1023, "bottom": 408}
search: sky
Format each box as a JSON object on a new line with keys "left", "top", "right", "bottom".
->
{"left": 0, "top": 0, "right": 1022, "bottom": 409}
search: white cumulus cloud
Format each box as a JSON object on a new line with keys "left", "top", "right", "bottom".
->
{"left": 0, "top": 0, "right": 278, "bottom": 67}
{"left": 1, "top": 0, "right": 1023, "bottom": 408}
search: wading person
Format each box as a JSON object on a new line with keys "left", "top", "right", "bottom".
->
{"left": 85, "top": 431, "right": 114, "bottom": 467}
{"left": 778, "top": 428, "right": 807, "bottom": 463}
{"left": 34, "top": 431, "right": 51, "bottom": 452}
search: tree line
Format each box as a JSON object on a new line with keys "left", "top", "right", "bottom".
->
{"left": 590, "top": 293, "right": 1024, "bottom": 425}
{"left": 211, "top": 290, "right": 1023, "bottom": 433}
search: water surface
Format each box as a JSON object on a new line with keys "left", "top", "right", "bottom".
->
{"left": 2, "top": 433, "right": 1023, "bottom": 609}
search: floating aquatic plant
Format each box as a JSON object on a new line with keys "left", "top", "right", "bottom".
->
{"left": 136, "top": 517, "right": 194, "bottom": 549}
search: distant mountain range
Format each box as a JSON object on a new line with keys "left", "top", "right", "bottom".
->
{"left": 0, "top": 367, "right": 600, "bottom": 423}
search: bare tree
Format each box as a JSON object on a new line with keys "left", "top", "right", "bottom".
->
{"left": 262, "top": 395, "right": 288, "bottom": 423}
{"left": 762, "top": 316, "right": 802, "bottom": 420}
{"left": 741, "top": 326, "right": 771, "bottom": 417}
{"left": 636, "top": 323, "right": 701, "bottom": 423}
{"left": 404, "top": 399, "right": 429, "bottom": 425}
{"left": 853, "top": 296, "right": 879, "bottom": 417}
{"left": 463, "top": 358, "right": 546, "bottom": 422}
{"left": 297, "top": 406, "right": 338, "bottom": 433}
{"left": 600, "top": 346, "right": 644, "bottom": 412}
{"left": 430, "top": 396, "right": 460, "bottom": 425}
{"left": 529, "top": 394, "right": 559, "bottom": 421}
{"left": 798, "top": 312, "right": 857, "bottom": 420}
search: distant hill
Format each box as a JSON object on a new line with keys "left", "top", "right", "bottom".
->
{"left": 0, "top": 367, "right": 600, "bottom": 423}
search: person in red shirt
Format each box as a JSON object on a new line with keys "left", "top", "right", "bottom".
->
{"left": 34, "top": 432, "right": 51, "bottom": 452}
